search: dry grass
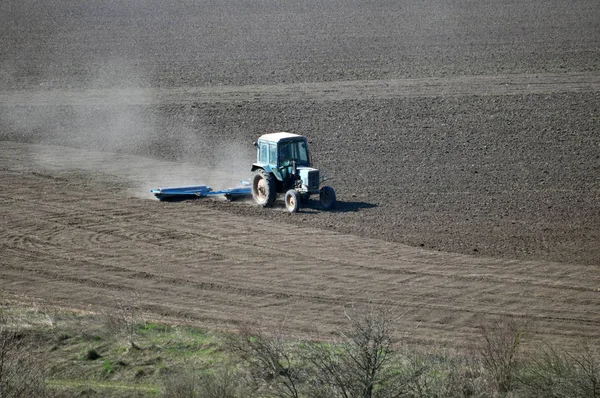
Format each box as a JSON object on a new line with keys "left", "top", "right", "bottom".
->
{"left": 477, "top": 317, "right": 526, "bottom": 393}
{"left": 101, "top": 293, "right": 145, "bottom": 349}
{"left": 1, "top": 298, "right": 598, "bottom": 397}
{"left": 162, "top": 363, "right": 254, "bottom": 398}
{"left": 226, "top": 325, "right": 304, "bottom": 398}
{"left": 0, "top": 306, "right": 53, "bottom": 398}
{"left": 521, "top": 341, "right": 600, "bottom": 397}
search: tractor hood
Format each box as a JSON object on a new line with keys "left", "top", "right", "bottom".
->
{"left": 297, "top": 166, "right": 320, "bottom": 192}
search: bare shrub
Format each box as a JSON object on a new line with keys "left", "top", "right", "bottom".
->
{"left": 401, "top": 352, "right": 495, "bottom": 398}
{"left": 196, "top": 363, "right": 256, "bottom": 398}
{"left": 306, "top": 306, "right": 420, "bottom": 398}
{"left": 162, "top": 363, "right": 254, "bottom": 398}
{"left": 227, "top": 326, "right": 304, "bottom": 398}
{"left": 0, "top": 312, "right": 53, "bottom": 398}
{"left": 477, "top": 317, "right": 526, "bottom": 393}
{"left": 32, "top": 302, "right": 59, "bottom": 330}
{"left": 522, "top": 341, "right": 600, "bottom": 398}
{"left": 101, "top": 292, "right": 144, "bottom": 347}
{"left": 162, "top": 369, "right": 202, "bottom": 398}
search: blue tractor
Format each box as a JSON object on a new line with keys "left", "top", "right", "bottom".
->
{"left": 251, "top": 132, "right": 336, "bottom": 213}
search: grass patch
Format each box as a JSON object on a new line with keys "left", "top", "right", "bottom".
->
{"left": 1, "top": 299, "right": 598, "bottom": 397}
{"left": 48, "top": 378, "right": 160, "bottom": 397}
{"left": 0, "top": 299, "right": 224, "bottom": 397}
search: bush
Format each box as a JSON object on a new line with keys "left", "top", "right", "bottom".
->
{"left": 162, "top": 364, "right": 254, "bottom": 398}
{"left": 227, "top": 326, "right": 304, "bottom": 398}
{"left": 477, "top": 317, "right": 525, "bottom": 393}
{"left": 0, "top": 316, "right": 53, "bottom": 397}
{"left": 305, "top": 306, "right": 424, "bottom": 398}
{"left": 306, "top": 307, "right": 391, "bottom": 397}
{"left": 522, "top": 341, "right": 600, "bottom": 398}
{"left": 399, "top": 351, "right": 496, "bottom": 398}
{"left": 101, "top": 293, "right": 144, "bottom": 348}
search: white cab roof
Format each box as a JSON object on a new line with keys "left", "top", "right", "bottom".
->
{"left": 258, "top": 132, "right": 302, "bottom": 142}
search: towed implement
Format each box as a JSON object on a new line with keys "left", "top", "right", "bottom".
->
{"left": 150, "top": 184, "right": 251, "bottom": 202}
{"left": 151, "top": 132, "right": 336, "bottom": 213}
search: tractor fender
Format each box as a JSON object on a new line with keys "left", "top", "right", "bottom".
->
{"left": 251, "top": 164, "right": 283, "bottom": 182}
{"left": 251, "top": 164, "right": 273, "bottom": 173}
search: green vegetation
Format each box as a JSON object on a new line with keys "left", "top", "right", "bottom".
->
{"left": 0, "top": 299, "right": 598, "bottom": 397}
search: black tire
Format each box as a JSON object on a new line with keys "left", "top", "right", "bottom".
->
{"left": 252, "top": 169, "right": 276, "bottom": 207}
{"left": 285, "top": 190, "right": 300, "bottom": 213}
{"left": 319, "top": 186, "right": 336, "bottom": 210}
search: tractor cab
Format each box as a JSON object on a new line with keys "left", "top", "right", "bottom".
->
{"left": 250, "top": 132, "right": 336, "bottom": 213}
{"left": 252, "top": 132, "right": 310, "bottom": 183}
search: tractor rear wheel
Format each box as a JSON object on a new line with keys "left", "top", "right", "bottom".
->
{"left": 319, "top": 186, "right": 336, "bottom": 210}
{"left": 285, "top": 190, "right": 300, "bottom": 213}
{"left": 252, "top": 169, "right": 276, "bottom": 207}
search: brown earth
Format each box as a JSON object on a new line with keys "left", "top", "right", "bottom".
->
{"left": 1, "top": 141, "right": 599, "bottom": 350}
{"left": 0, "top": 0, "right": 599, "bottom": 349}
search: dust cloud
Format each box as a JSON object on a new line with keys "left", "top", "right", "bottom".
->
{"left": 0, "top": 60, "right": 256, "bottom": 199}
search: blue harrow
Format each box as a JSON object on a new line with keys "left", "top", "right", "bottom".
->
{"left": 151, "top": 183, "right": 251, "bottom": 202}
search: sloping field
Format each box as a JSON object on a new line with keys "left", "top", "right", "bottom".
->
{"left": 1, "top": 141, "right": 599, "bottom": 349}
{"left": 0, "top": 0, "right": 599, "bottom": 350}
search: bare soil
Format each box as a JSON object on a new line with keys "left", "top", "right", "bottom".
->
{"left": 0, "top": 0, "right": 599, "bottom": 349}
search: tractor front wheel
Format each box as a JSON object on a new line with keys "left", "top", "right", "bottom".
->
{"left": 319, "top": 186, "right": 336, "bottom": 210}
{"left": 285, "top": 190, "right": 300, "bottom": 213}
{"left": 252, "top": 169, "right": 276, "bottom": 207}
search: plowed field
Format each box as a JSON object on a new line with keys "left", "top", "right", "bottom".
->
{"left": 1, "top": 0, "right": 599, "bottom": 349}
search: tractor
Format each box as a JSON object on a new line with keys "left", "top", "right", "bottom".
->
{"left": 251, "top": 132, "right": 336, "bottom": 213}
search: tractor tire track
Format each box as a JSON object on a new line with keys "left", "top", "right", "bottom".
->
{"left": 1, "top": 73, "right": 599, "bottom": 106}
{"left": 1, "top": 151, "right": 599, "bottom": 348}
{"left": 2, "top": 177, "right": 597, "bottom": 294}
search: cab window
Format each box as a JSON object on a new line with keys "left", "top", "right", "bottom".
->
{"left": 298, "top": 141, "right": 309, "bottom": 163}
{"left": 279, "top": 140, "right": 309, "bottom": 166}
{"left": 259, "top": 143, "right": 268, "bottom": 163}
{"left": 269, "top": 143, "right": 277, "bottom": 165}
